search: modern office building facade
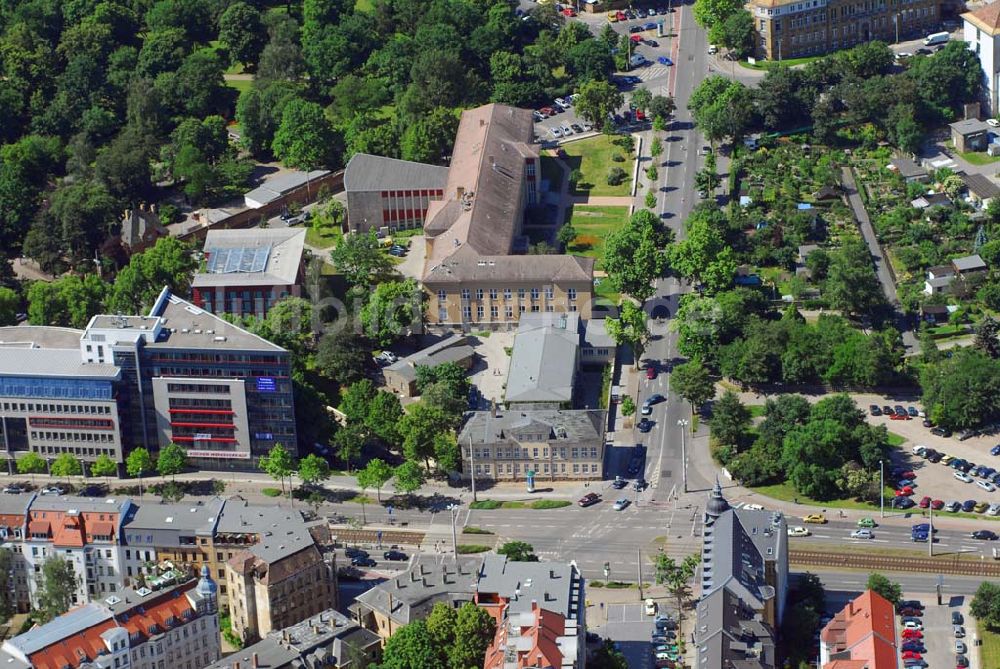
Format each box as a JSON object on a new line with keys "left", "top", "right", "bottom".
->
{"left": 750, "top": 0, "right": 940, "bottom": 60}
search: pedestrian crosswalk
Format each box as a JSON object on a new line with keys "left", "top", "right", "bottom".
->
{"left": 638, "top": 65, "right": 671, "bottom": 81}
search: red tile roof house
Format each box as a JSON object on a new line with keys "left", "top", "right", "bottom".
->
{"left": 820, "top": 590, "right": 899, "bottom": 669}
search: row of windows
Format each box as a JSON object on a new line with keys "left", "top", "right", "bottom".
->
{"left": 475, "top": 462, "right": 600, "bottom": 474}
{"left": 166, "top": 383, "right": 232, "bottom": 394}
{"left": 29, "top": 417, "right": 115, "bottom": 430}
{"left": 0, "top": 377, "right": 113, "bottom": 401}
{"left": 472, "top": 446, "right": 600, "bottom": 459}
{"left": 4, "top": 402, "right": 112, "bottom": 414}
{"left": 31, "top": 430, "right": 116, "bottom": 443}
{"left": 33, "top": 445, "right": 117, "bottom": 458}
{"left": 453, "top": 303, "right": 577, "bottom": 321}
{"left": 450, "top": 287, "right": 578, "bottom": 301}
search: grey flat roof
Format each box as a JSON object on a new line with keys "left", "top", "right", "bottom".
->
{"left": 0, "top": 326, "right": 83, "bottom": 350}
{"left": 475, "top": 554, "right": 582, "bottom": 619}
{"left": 344, "top": 153, "right": 449, "bottom": 193}
{"left": 951, "top": 118, "right": 990, "bottom": 135}
{"left": 89, "top": 315, "right": 160, "bottom": 330}
{"left": 147, "top": 293, "right": 285, "bottom": 352}
{"left": 192, "top": 228, "right": 305, "bottom": 288}
{"left": 30, "top": 496, "right": 130, "bottom": 514}
{"left": 926, "top": 276, "right": 955, "bottom": 288}
{"left": 245, "top": 170, "right": 331, "bottom": 206}
{"left": 505, "top": 324, "right": 578, "bottom": 403}
{"left": 0, "top": 348, "right": 119, "bottom": 380}
{"left": 583, "top": 319, "right": 614, "bottom": 348}
{"left": 459, "top": 409, "right": 605, "bottom": 445}
{"left": 6, "top": 603, "right": 112, "bottom": 655}
{"left": 0, "top": 493, "right": 33, "bottom": 516}
{"left": 124, "top": 498, "right": 224, "bottom": 535}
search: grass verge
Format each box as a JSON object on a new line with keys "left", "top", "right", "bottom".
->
{"left": 979, "top": 620, "right": 1000, "bottom": 667}
{"left": 456, "top": 544, "right": 492, "bottom": 554}
{"left": 739, "top": 55, "right": 824, "bottom": 69}
{"left": 462, "top": 526, "right": 495, "bottom": 535}
{"left": 751, "top": 481, "right": 891, "bottom": 511}
{"left": 958, "top": 150, "right": 1000, "bottom": 166}
{"left": 345, "top": 494, "right": 375, "bottom": 504}
{"left": 262, "top": 488, "right": 282, "bottom": 497}
{"left": 469, "top": 499, "right": 572, "bottom": 510}
{"left": 887, "top": 431, "right": 907, "bottom": 448}
{"left": 225, "top": 77, "right": 252, "bottom": 95}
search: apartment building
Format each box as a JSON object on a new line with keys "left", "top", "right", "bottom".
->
{"left": 421, "top": 104, "right": 595, "bottom": 328}
{"left": 120, "top": 498, "right": 224, "bottom": 591}
{"left": 221, "top": 502, "right": 338, "bottom": 643}
{"left": 458, "top": 409, "right": 607, "bottom": 482}
{"left": 0, "top": 327, "right": 125, "bottom": 469}
{"left": 694, "top": 482, "right": 788, "bottom": 669}
{"left": 476, "top": 555, "right": 586, "bottom": 669}
{"left": 191, "top": 228, "right": 306, "bottom": 318}
{"left": 749, "top": 0, "right": 940, "bottom": 60}
{"left": 0, "top": 568, "right": 220, "bottom": 669}
{"left": 23, "top": 496, "right": 134, "bottom": 605}
{"left": 207, "top": 609, "right": 381, "bottom": 669}
{"left": 343, "top": 153, "right": 449, "bottom": 234}
{"left": 964, "top": 1, "right": 1000, "bottom": 117}
{"left": 82, "top": 287, "right": 296, "bottom": 469}
{"left": 0, "top": 494, "right": 34, "bottom": 613}
{"left": 820, "top": 590, "right": 898, "bottom": 668}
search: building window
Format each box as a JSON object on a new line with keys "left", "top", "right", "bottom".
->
{"left": 506, "top": 306, "right": 514, "bottom": 319}
{"left": 530, "top": 288, "right": 540, "bottom": 300}
{"left": 438, "top": 307, "right": 448, "bottom": 321}
{"left": 477, "top": 305, "right": 485, "bottom": 320}
{"left": 437, "top": 290, "right": 446, "bottom": 301}
{"left": 489, "top": 289, "right": 498, "bottom": 300}
{"left": 462, "top": 306, "right": 472, "bottom": 320}
{"left": 544, "top": 286, "right": 554, "bottom": 298}
{"left": 461, "top": 289, "right": 471, "bottom": 300}
{"left": 504, "top": 288, "right": 512, "bottom": 300}
{"left": 568, "top": 288, "right": 577, "bottom": 300}
{"left": 518, "top": 288, "right": 526, "bottom": 299}
{"left": 490, "top": 305, "right": 499, "bottom": 319}
{"left": 476, "top": 288, "right": 484, "bottom": 300}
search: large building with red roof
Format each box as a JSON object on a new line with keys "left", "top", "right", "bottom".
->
{"left": 0, "top": 566, "right": 220, "bottom": 669}
{"left": 820, "top": 589, "right": 899, "bottom": 669}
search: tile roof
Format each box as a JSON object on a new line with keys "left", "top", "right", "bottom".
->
{"left": 820, "top": 590, "right": 897, "bottom": 669}
{"left": 344, "top": 153, "right": 449, "bottom": 192}
{"left": 423, "top": 245, "right": 593, "bottom": 284}
{"left": 964, "top": 1, "right": 1000, "bottom": 35}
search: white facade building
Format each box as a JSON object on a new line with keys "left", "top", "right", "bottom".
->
{"left": 964, "top": 2, "right": 1000, "bottom": 117}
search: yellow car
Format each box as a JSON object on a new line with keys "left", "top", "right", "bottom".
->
{"left": 608, "top": 10, "right": 618, "bottom": 21}
{"left": 940, "top": 454, "right": 954, "bottom": 465}
{"left": 803, "top": 514, "right": 827, "bottom": 524}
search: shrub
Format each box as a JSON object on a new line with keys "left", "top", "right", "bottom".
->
{"left": 589, "top": 580, "right": 605, "bottom": 588}
{"left": 530, "top": 500, "right": 571, "bottom": 509}
{"left": 621, "top": 396, "right": 636, "bottom": 416}
{"left": 607, "top": 166, "right": 627, "bottom": 186}
{"left": 569, "top": 168, "right": 583, "bottom": 187}
{"left": 612, "top": 153, "right": 626, "bottom": 163}
{"left": 456, "top": 544, "right": 492, "bottom": 554}
{"left": 605, "top": 581, "right": 632, "bottom": 589}
{"left": 462, "top": 526, "right": 495, "bottom": 535}
{"left": 646, "top": 166, "right": 658, "bottom": 181}
{"left": 262, "top": 488, "right": 282, "bottom": 497}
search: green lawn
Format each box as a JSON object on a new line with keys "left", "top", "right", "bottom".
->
{"left": 559, "top": 135, "right": 633, "bottom": 197}
{"left": 748, "top": 404, "right": 767, "bottom": 418}
{"left": 739, "top": 55, "right": 824, "bottom": 69}
{"left": 355, "top": 0, "right": 374, "bottom": 11}
{"left": 225, "top": 78, "right": 252, "bottom": 95}
{"left": 306, "top": 222, "right": 342, "bottom": 250}
{"left": 751, "top": 481, "right": 892, "bottom": 512}
{"left": 959, "top": 150, "right": 1000, "bottom": 166}
{"left": 565, "top": 204, "right": 629, "bottom": 270}
{"left": 887, "top": 431, "right": 907, "bottom": 448}
{"left": 979, "top": 621, "right": 1000, "bottom": 668}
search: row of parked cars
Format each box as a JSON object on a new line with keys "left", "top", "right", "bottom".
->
{"left": 912, "top": 444, "right": 1000, "bottom": 515}
{"left": 895, "top": 600, "right": 970, "bottom": 668}
{"left": 608, "top": 6, "right": 671, "bottom": 22}
{"left": 650, "top": 612, "right": 680, "bottom": 668}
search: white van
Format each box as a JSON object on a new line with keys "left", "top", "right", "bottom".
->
{"left": 923, "top": 31, "right": 950, "bottom": 46}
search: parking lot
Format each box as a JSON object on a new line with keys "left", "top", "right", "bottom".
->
{"left": 900, "top": 596, "right": 976, "bottom": 669}
{"left": 592, "top": 601, "right": 680, "bottom": 669}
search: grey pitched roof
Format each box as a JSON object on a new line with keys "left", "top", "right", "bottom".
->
{"left": 695, "top": 589, "right": 776, "bottom": 669}
{"left": 890, "top": 157, "right": 927, "bottom": 179}
{"left": 30, "top": 496, "right": 131, "bottom": 514}
{"left": 350, "top": 556, "right": 479, "bottom": 626}
{"left": 192, "top": 228, "right": 305, "bottom": 288}
{"left": 475, "top": 554, "right": 583, "bottom": 619}
{"left": 953, "top": 253, "right": 987, "bottom": 272}
{"left": 701, "top": 508, "right": 785, "bottom": 610}
{"left": 124, "top": 498, "right": 224, "bottom": 536}
{"left": 951, "top": 118, "right": 990, "bottom": 135}
{"left": 458, "top": 409, "right": 605, "bottom": 445}
{"left": 5, "top": 604, "right": 112, "bottom": 656}
{"left": 216, "top": 502, "right": 315, "bottom": 563}
{"left": 961, "top": 172, "right": 1000, "bottom": 199}
{"left": 344, "top": 153, "right": 449, "bottom": 192}
{"left": 424, "top": 246, "right": 594, "bottom": 283}
{"left": 207, "top": 609, "right": 380, "bottom": 669}
{"left": 505, "top": 321, "right": 579, "bottom": 403}
{"left": 385, "top": 334, "right": 475, "bottom": 382}
{"left": 245, "top": 170, "right": 331, "bottom": 207}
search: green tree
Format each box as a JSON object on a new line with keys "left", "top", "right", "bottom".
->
{"left": 694, "top": 0, "right": 745, "bottom": 33}
{"left": 556, "top": 223, "right": 578, "bottom": 250}
{"left": 50, "top": 453, "right": 82, "bottom": 481}
{"left": 357, "top": 458, "right": 393, "bottom": 502}
{"left": 606, "top": 302, "right": 650, "bottom": 369}
{"left": 688, "top": 76, "right": 752, "bottom": 142}
{"left": 126, "top": 447, "right": 154, "bottom": 497}
{"left": 90, "top": 453, "right": 117, "bottom": 483}
{"left": 393, "top": 460, "right": 426, "bottom": 494}
{"left": 378, "top": 619, "right": 442, "bottom": 669}
{"left": 824, "top": 239, "right": 886, "bottom": 318}
{"left": 866, "top": 573, "right": 902, "bottom": 605}
{"left": 340, "top": 379, "right": 376, "bottom": 426}
{"left": 654, "top": 553, "right": 700, "bottom": 626}
{"left": 0, "top": 287, "right": 18, "bottom": 326}
{"left": 650, "top": 135, "right": 663, "bottom": 161}
{"left": 16, "top": 452, "right": 46, "bottom": 484}
{"left": 711, "top": 390, "right": 750, "bottom": 448}
{"left": 399, "top": 403, "right": 454, "bottom": 472}
{"left": 449, "top": 603, "right": 496, "bottom": 669}
{"left": 921, "top": 348, "right": 1000, "bottom": 430}
{"left": 157, "top": 443, "right": 188, "bottom": 481}
{"left": 35, "top": 557, "right": 80, "bottom": 623}
{"left": 334, "top": 424, "right": 365, "bottom": 472}
{"left": 329, "top": 230, "right": 396, "bottom": 289}
{"left": 106, "top": 237, "right": 197, "bottom": 314}
{"left": 272, "top": 99, "right": 338, "bottom": 170}
{"left": 366, "top": 391, "right": 404, "bottom": 447}
{"left": 236, "top": 83, "right": 300, "bottom": 157}
{"left": 649, "top": 95, "right": 676, "bottom": 124}
{"left": 575, "top": 79, "right": 624, "bottom": 131}
{"left": 261, "top": 443, "right": 296, "bottom": 494}
{"left": 644, "top": 190, "right": 657, "bottom": 210}
{"left": 497, "top": 541, "right": 539, "bottom": 562}
{"left": 219, "top": 2, "right": 267, "bottom": 70}
{"left": 717, "top": 10, "right": 755, "bottom": 59}
{"left": 971, "top": 581, "right": 1000, "bottom": 629}
{"left": 298, "top": 453, "right": 331, "bottom": 488}
{"left": 360, "top": 280, "right": 423, "bottom": 348}
{"left": 671, "top": 359, "right": 715, "bottom": 411}
{"left": 425, "top": 602, "right": 457, "bottom": 649}
{"left": 632, "top": 88, "right": 653, "bottom": 113}
{"left": 603, "top": 210, "right": 669, "bottom": 301}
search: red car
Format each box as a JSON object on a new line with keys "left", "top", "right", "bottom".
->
{"left": 630, "top": 34, "right": 642, "bottom": 43}
{"left": 901, "top": 650, "right": 922, "bottom": 660}
{"left": 646, "top": 365, "right": 657, "bottom": 380}
{"left": 636, "top": 109, "right": 647, "bottom": 121}
{"left": 562, "top": 7, "right": 577, "bottom": 15}
{"left": 931, "top": 499, "right": 944, "bottom": 510}
{"left": 895, "top": 486, "right": 914, "bottom": 496}
{"left": 899, "top": 471, "right": 916, "bottom": 480}
{"left": 918, "top": 496, "right": 931, "bottom": 508}
{"left": 902, "top": 629, "right": 923, "bottom": 639}
{"left": 616, "top": 10, "right": 626, "bottom": 19}
{"left": 539, "top": 107, "right": 554, "bottom": 117}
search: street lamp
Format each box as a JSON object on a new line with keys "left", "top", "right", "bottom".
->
{"left": 447, "top": 504, "right": 461, "bottom": 562}
{"left": 879, "top": 459, "right": 885, "bottom": 519}
{"left": 677, "top": 419, "right": 689, "bottom": 493}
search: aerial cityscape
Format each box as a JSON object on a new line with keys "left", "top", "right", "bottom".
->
{"left": 3, "top": 0, "right": 1000, "bottom": 667}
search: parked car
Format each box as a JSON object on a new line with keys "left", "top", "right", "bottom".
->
{"left": 39, "top": 486, "right": 64, "bottom": 496}
{"left": 952, "top": 611, "right": 964, "bottom": 625}
{"left": 647, "top": 393, "right": 666, "bottom": 405}
{"left": 991, "top": 444, "right": 1000, "bottom": 456}
{"left": 908, "top": 406, "right": 919, "bottom": 417}
{"left": 962, "top": 499, "right": 978, "bottom": 512}
{"left": 351, "top": 556, "right": 377, "bottom": 567}
{"left": 978, "top": 480, "right": 996, "bottom": 492}
{"left": 956, "top": 640, "right": 967, "bottom": 654}
{"left": 931, "top": 427, "right": 952, "bottom": 437}
{"left": 383, "top": 550, "right": 407, "bottom": 561}
{"left": 578, "top": 493, "right": 601, "bottom": 507}
{"left": 646, "top": 364, "right": 657, "bottom": 380}
{"left": 892, "top": 496, "right": 915, "bottom": 509}
{"left": 988, "top": 503, "right": 1000, "bottom": 516}
{"left": 612, "top": 477, "right": 628, "bottom": 490}
{"left": 918, "top": 496, "right": 931, "bottom": 508}
{"left": 931, "top": 499, "right": 944, "bottom": 509}
{"left": 954, "top": 625, "right": 966, "bottom": 637}
{"left": 2, "top": 485, "right": 24, "bottom": 494}
{"left": 870, "top": 405, "right": 883, "bottom": 416}
{"left": 955, "top": 471, "right": 974, "bottom": 483}
{"left": 956, "top": 654, "right": 969, "bottom": 667}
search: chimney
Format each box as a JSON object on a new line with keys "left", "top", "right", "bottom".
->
{"left": 388, "top": 591, "right": 394, "bottom": 614}
{"left": 252, "top": 654, "right": 259, "bottom": 669}
{"left": 456, "top": 186, "right": 465, "bottom": 200}
{"left": 550, "top": 569, "right": 555, "bottom": 579}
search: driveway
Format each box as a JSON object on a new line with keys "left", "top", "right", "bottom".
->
{"left": 466, "top": 332, "right": 515, "bottom": 408}
{"left": 393, "top": 234, "right": 426, "bottom": 281}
